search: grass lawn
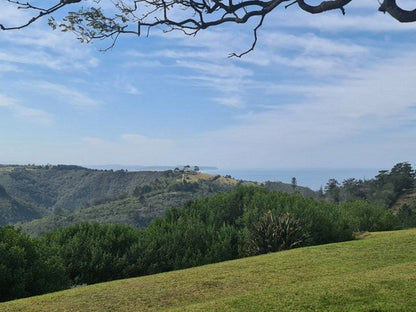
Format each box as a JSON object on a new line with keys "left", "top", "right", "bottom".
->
{"left": 1, "top": 229, "right": 415, "bottom": 311}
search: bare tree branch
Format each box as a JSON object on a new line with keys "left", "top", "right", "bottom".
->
{"left": 379, "top": 0, "right": 416, "bottom": 23}
{"left": 0, "top": 1, "right": 66, "bottom": 30}
{"left": 0, "top": 0, "right": 415, "bottom": 54}
{"left": 229, "top": 14, "right": 265, "bottom": 58}
{"left": 296, "top": 0, "right": 352, "bottom": 15}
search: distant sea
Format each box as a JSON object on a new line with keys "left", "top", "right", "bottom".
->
{"left": 202, "top": 168, "right": 381, "bottom": 191}
{"left": 88, "top": 164, "right": 381, "bottom": 191}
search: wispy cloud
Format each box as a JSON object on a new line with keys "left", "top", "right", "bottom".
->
{"left": 74, "top": 46, "right": 416, "bottom": 167}
{"left": 213, "top": 96, "right": 245, "bottom": 108}
{"left": 121, "top": 134, "right": 173, "bottom": 146}
{"left": 0, "top": 18, "right": 99, "bottom": 71}
{"left": 30, "top": 81, "right": 100, "bottom": 108}
{"left": 114, "top": 78, "right": 141, "bottom": 95}
{"left": 1, "top": 1, "right": 415, "bottom": 169}
{"left": 275, "top": 9, "right": 416, "bottom": 32}
{"left": 183, "top": 51, "right": 416, "bottom": 168}
{"left": 0, "top": 94, "right": 54, "bottom": 126}
{"left": 76, "top": 134, "right": 176, "bottom": 165}
{"left": 0, "top": 3, "right": 32, "bottom": 26}
{"left": 82, "top": 137, "right": 106, "bottom": 145}
{"left": 123, "top": 26, "right": 372, "bottom": 105}
{"left": 0, "top": 63, "right": 21, "bottom": 73}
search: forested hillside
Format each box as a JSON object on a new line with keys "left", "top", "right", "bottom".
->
{"left": 0, "top": 184, "right": 41, "bottom": 225}
{"left": 1, "top": 162, "right": 415, "bottom": 235}
{"left": 0, "top": 165, "right": 178, "bottom": 212}
{"left": 0, "top": 165, "right": 315, "bottom": 233}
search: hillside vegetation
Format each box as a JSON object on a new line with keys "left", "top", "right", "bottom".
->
{"left": 0, "top": 184, "right": 41, "bottom": 224}
{"left": 1, "top": 228, "right": 415, "bottom": 312}
{"left": 393, "top": 188, "right": 416, "bottom": 227}
{"left": 0, "top": 165, "right": 315, "bottom": 234}
{"left": 1, "top": 186, "right": 406, "bottom": 302}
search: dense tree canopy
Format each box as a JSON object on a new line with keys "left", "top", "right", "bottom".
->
{"left": 0, "top": 226, "right": 69, "bottom": 302}
{"left": 1, "top": 0, "right": 415, "bottom": 55}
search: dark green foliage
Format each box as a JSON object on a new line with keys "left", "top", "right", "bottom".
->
{"left": 326, "top": 162, "right": 415, "bottom": 208}
{"left": 169, "top": 181, "right": 200, "bottom": 192}
{"left": 0, "top": 184, "right": 41, "bottom": 226}
{"left": 263, "top": 180, "right": 317, "bottom": 198}
{"left": 0, "top": 184, "right": 7, "bottom": 197}
{"left": 90, "top": 192, "right": 128, "bottom": 206}
{"left": 340, "top": 178, "right": 367, "bottom": 201}
{"left": 397, "top": 203, "right": 416, "bottom": 228}
{"left": 133, "top": 186, "right": 399, "bottom": 274}
{"left": 291, "top": 177, "right": 297, "bottom": 191}
{"left": 54, "top": 165, "right": 88, "bottom": 171}
{"left": 133, "top": 185, "right": 152, "bottom": 196}
{"left": 325, "top": 179, "right": 340, "bottom": 203}
{"left": 43, "top": 223, "right": 142, "bottom": 285}
{"left": 137, "top": 209, "right": 239, "bottom": 274}
{"left": 0, "top": 226, "right": 69, "bottom": 302}
{"left": 338, "top": 201, "right": 399, "bottom": 232}
{"left": 246, "top": 211, "right": 304, "bottom": 256}
{"left": 390, "top": 162, "right": 415, "bottom": 193}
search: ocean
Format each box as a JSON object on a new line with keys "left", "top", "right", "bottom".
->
{"left": 89, "top": 164, "right": 382, "bottom": 191}
{"left": 202, "top": 168, "right": 381, "bottom": 191}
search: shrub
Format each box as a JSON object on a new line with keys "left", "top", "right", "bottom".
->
{"left": 0, "top": 226, "right": 69, "bottom": 302}
{"left": 246, "top": 211, "right": 305, "bottom": 256}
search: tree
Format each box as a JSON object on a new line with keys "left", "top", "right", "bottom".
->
{"left": 291, "top": 177, "right": 297, "bottom": 192}
{"left": 325, "top": 178, "right": 340, "bottom": 203}
{"left": 389, "top": 162, "right": 415, "bottom": 194}
{"left": 340, "top": 178, "right": 366, "bottom": 201}
{"left": 44, "top": 222, "right": 142, "bottom": 285}
{"left": 369, "top": 162, "right": 415, "bottom": 206}
{"left": 1, "top": 0, "right": 416, "bottom": 56}
{"left": 0, "top": 226, "right": 69, "bottom": 302}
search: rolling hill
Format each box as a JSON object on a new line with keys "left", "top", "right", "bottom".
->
{"left": 0, "top": 184, "right": 42, "bottom": 226}
{"left": 0, "top": 165, "right": 316, "bottom": 234}
{"left": 1, "top": 228, "right": 415, "bottom": 311}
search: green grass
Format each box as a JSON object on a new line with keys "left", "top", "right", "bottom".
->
{"left": 0, "top": 167, "right": 15, "bottom": 172}
{"left": 1, "top": 229, "right": 415, "bottom": 312}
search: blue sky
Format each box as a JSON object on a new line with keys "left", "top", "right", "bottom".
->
{"left": 0, "top": 0, "right": 416, "bottom": 169}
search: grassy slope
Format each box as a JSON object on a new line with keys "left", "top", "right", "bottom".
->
{"left": 2, "top": 229, "right": 415, "bottom": 312}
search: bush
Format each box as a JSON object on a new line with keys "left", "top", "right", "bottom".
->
{"left": 43, "top": 223, "right": 142, "bottom": 285}
{"left": 0, "top": 226, "right": 69, "bottom": 302}
{"left": 246, "top": 211, "right": 305, "bottom": 256}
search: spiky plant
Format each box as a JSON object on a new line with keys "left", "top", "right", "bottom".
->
{"left": 247, "top": 211, "right": 304, "bottom": 256}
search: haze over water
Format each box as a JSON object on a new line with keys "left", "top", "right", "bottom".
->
{"left": 89, "top": 165, "right": 383, "bottom": 191}
{"left": 204, "top": 168, "right": 381, "bottom": 191}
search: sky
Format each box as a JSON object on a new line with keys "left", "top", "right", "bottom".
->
{"left": 0, "top": 0, "right": 416, "bottom": 170}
